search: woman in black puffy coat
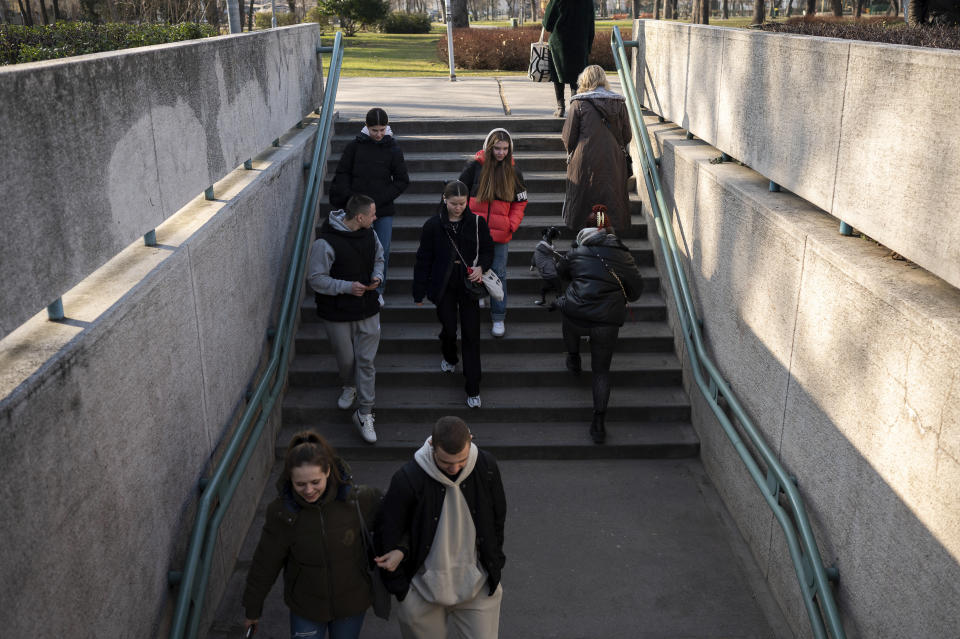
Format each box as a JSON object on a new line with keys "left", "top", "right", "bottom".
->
{"left": 556, "top": 204, "right": 643, "bottom": 444}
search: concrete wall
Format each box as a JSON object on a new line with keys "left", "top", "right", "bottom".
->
{"left": 638, "top": 113, "right": 960, "bottom": 638}
{"left": 633, "top": 20, "right": 960, "bottom": 290}
{"left": 0, "top": 24, "right": 323, "bottom": 340}
{"left": 0, "top": 84, "right": 323, "bottom": 639}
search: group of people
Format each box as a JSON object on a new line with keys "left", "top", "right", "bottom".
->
{"left": 242, "top": 417, "right": 506, "bottom": 639}
{"left": 308, "top": 56, "right": 637, "bottom": 445}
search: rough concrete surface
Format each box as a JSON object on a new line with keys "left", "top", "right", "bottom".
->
{"left": 644, "top": 115, "right": 960, "bottom": 638}
{"left": 632, "top": 19, "right": 960, "bottom": 290}
{"left": 0, "top": 119, "right": 316, "bottom": 638}
{"left": 208, "top": 459, "right": 790, "bottom": 639}
{"left": 0, "top": 25, "right": 322, "bottom": 340}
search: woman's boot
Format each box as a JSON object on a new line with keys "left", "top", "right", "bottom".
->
{"left": 554, "top": 101, "right": 565, "bottom": 118}
{"left": 590, "top": 411, "right": 606, "bottom": 444}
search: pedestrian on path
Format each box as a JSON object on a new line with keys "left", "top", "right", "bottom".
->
{"left": 242, "top": 430, "right": 383, "bottom": 639}
{"left": 329, "top": 107, "right": 410, "bottom": 301}
{"left": 561, "top": 65, "right": 633, "bottom": 233}
{"left": 554, "top": 205, "right": 643, "bottom": 444}
{"left": 542, "top": 0, "right": 595, "bottom": 117}
{"left": 458, "top": 128, "right": 528, "bottom": 338}
{"left": 307, "top": 194, "right": 383, "bottom": 443}
{"left": 413, "top": 181, "right": 494, "bottom": 409}
{"left": 375, "top": 416, "right": 506, "bottom": 639}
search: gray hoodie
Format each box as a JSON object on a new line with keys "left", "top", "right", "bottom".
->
{"left": 409, "top": 438, "right": 487, "bottom": 606}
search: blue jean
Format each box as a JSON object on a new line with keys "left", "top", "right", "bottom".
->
{"left": 372, "top": 215, "right": 393, "bottom": 295}
{"left": 289, "top": 610, "right": 365, "bottom": 639}
{"left": 490, "top": 241, "right": 509, "bottom": 322}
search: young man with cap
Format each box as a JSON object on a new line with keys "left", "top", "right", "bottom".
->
{"left": 375, "top": 416, "right": 507, "bottom": 637}
{"left": 307, "top": 194, "right": 384, "bottom": 444}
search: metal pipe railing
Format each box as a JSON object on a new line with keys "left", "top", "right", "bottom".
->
{"left": 167, "top": 30, "right": 344, "bottom": 639}
{"left": 612, "top": 26, "right": 846, "bottom": 639}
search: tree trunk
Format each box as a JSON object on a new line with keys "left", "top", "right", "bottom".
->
{"left": 654, "top": 0, "right": 661, "bottom": 18}
{"left": 665, "top": 0, "right": 673, "bottom": 18}
{"left": 247, "top": 0, "right": 253, "bottom": 30}
{"left": 805, "top": 0, "right": 815, "bottom": 15}
{"left": 908, "top": 0, "right": 923, "bottom": 25}
{"left": 854, "top": 0, "right": 862, "bottom": 17}
{"left": 37, "top": 0, "right": 48, "bottom": 23}
{"left": 20, "top": 0, "right": 35, "bottom": 25}
{"left": 751, "top": 0, "right": 764, "bottom": 23}
{"left": 451, "top": 0, "right": 468, "bottom": 27}
{"left": 786, "top": 0, "right": 792, "bottom": 16}
{"left": 830, "top": 0, "right": 841, "bottom": 16}
{"left": 700, "top": 0, "right": 710, "bottom": 22}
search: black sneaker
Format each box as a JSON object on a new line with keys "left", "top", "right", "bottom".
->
{"left": 566, "top": 353, "right": 582, "bottom": 376}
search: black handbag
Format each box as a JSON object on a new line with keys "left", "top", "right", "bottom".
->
{"left": 355, "top": 499, "right": 391, "bottom": 620}
{"left": 445, "top": 222, "right": 486, "bottom": 300}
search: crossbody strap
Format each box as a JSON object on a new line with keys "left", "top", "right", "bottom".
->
{"left": 582, "top": 99, "right": 625, "bottom": 149}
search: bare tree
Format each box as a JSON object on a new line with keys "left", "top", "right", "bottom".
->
{"left": 804, "top": 0, "right": 814, "bottom": 14}
{"left": 19, "top": 0, "right": 34, "bottom": 25}
{"left": 751, "top": 0, "right": 764, "bottom": 23}
{"left": 247, "top": 0, "right": 253, "bottom": 30}
{"left": 785, "top": 0, "right": 792, "bottom": 15}
{"left": 654, "top": 0, "right": 661, "bottom": 18}
{"left": 830, "top": 0, "right": 840, "bottom": 15}
{"left": 451, "top": 0, "right": 468, "bottom": 26}
{"left": 664, "top": 0, "right": 673, "bottom": 18}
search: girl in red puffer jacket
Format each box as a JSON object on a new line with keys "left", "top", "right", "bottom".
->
{"left": 458, "top": 128, "right": 527, "bottom": 338}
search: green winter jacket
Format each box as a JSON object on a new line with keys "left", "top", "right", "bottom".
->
{"left": 542, "top": 0, "right": 595, "bottom": 84}
{"left": 242, "top": 463, "right": 382, "bottom": 623}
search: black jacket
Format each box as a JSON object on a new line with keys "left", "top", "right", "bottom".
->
{"left": 557, "top": 231, "right": 643, "bottom": 326}
{"left": 329, "top": 132, "right": 410, "bottom": 217}
{"left": 379, "top": 450, "right": 507, "bottom": 600}
{"left": 412, "top": 207, "right": 494, "bottom": 304}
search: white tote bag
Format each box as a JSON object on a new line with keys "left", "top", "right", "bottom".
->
{"left": 528, "top": 28, "right": 552, "bottom": 83}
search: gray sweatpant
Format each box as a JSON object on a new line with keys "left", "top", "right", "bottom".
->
{"left": 320, "top": 314, "right": 380, "bottom": 414}
{"left": 397, "top": 584, "right": 502, "bottom": 639}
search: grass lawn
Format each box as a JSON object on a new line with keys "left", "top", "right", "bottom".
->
{"left": 320, "top": 17, "right": 778, "bottom": 77}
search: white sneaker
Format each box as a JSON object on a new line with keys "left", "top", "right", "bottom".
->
{"left": 337, "top": 386, "right": 357, "bottom": 410}
{"left": 478, "top": 298, "right": 485, "bottom": 308}
{"left": 491, "top": 321, "right": 505, "bottom": 337}
{"left": 378, "top": 293, "right": 385, "bottom": 307}
{"left": 440, "top": 358, "right": 456, "bottom": 373}
{"left": 466, "top": 395, "right": 482, "bottom": 409}
{"left": 353, "top": 410, "right": 377, "bottom": 444}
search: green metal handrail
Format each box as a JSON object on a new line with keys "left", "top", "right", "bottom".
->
{"left": 611, "top": 26, "right": 846, "bottom": 639}
{"left": 167, "top": 31, "right": 344, "bottom": 639}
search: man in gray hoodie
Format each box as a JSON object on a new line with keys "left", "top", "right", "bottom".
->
{"left": 376, "top": 416, "right": 507, "bottom": 638}
{"left": 307, "top": 194, "right": 384, "bottom": 444}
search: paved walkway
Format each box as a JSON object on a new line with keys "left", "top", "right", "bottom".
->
{"left": 331, "top": 74, "right": 622, "bottom": 120}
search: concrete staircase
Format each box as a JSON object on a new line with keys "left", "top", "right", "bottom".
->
{"left": 281, "top": 116, "right": 697, "bottom": 461}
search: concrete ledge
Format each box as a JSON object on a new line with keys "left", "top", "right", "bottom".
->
{"left": 0, "top": 119, "right": 318, "bottom": 638}
{"left": 639, "top": 112, "right": 960, "bottom": 638}
{"left": 0, "top": 24, "right": 323, "bottom": 340}
{"left": 632, "top": 19, "right": 960, "bottom": 290}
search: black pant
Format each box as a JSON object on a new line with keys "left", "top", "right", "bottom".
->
{"left": 554, "top": 81, "right": 577, "bottom": 103}
{"left": 562, "top": 317, "right": 619, "bottom": 414}
{"left": 437, "top": 275, "right": 482, "bottom": 396}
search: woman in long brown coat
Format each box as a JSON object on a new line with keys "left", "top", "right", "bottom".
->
{"left": 561, "top": 65, "right": 632, "bottom": 233}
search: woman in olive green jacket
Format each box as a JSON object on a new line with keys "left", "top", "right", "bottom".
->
{"left": 242, "top": 431, "right": 382, "bottom": 639}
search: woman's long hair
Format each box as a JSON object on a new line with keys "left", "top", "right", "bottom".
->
{"left": 477, "top": 129, "right": 518, "bottom": 203}
{"left": 283, "top": 430, "right": 341, "bottom": 485}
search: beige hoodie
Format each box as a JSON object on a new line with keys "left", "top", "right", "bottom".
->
{"left": 410, "top": 438, "right": 488, "bottom": 606}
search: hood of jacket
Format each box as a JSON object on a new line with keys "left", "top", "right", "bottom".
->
{"left": 357, "top": 125, "right": 395, "bottom": 145}
{"left": 322, "top": 209, "right": 367, "bottom": 238}
{"left": 414, "top": 437, "right": 479, "bottom": 487}
{"left": 571, "top": 88, "right": 625, "bottom": 119}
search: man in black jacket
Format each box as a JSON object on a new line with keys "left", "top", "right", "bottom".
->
{"left": 375, "top": 416, "right": 506, "bottom": 638}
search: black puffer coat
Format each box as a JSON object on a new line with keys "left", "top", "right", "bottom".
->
{"left": 329, "top": 131, "right": 410, "bottom": 217}
{"left": 557, "top": 230, "right": 643, "bottom": 326}
{"left": 412, "top": 207, "right": 494, "bottom": 304}
{"left": 242, "top": 461, "right": 382, "bottom": 624}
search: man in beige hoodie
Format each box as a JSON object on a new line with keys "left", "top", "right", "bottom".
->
{"left": 376, "top": 416, "right": 507, "bottom": 638}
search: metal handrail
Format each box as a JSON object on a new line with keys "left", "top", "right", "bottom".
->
{"left": 611, "top": 26, "right": 846, "bottom": 639}
{"left": 167, "top": 30, "right": 344, "bottom": 639}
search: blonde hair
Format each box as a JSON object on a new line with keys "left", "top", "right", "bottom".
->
{"left": 477, "top": 129, "right": 518, "bottom": 203}
{"left": 577, "top": 65, "right": 610, "bottom": 93}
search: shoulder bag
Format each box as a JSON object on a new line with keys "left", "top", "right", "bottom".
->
{"left": 354, "top": 498, "right": 391, "bottom": 620}
{"left": 528, "top": 27, "right": 553, "bottom": 83}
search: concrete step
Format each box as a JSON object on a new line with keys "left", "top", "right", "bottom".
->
{"left": 275, "top": 420, "right": 700, "bottom": 461}
{"left": 370, "top": 192, "right": 645, "bottom": 219}
{"left": 333, "top": 117, "right": 565, "bottom": 136}
{"left": 381, "top": 238, "right": 656, "bottom": 267}
{"left": 288, "top": 351, "right": 684, "bottom": 388}
{"left": 331, "top": 132, "right": 566, "bottom": 154}
{"left": 325, "top": 169, "right": 570, "bottom": 195}
{"left": 293, "top": 318, "right": 678, "bottom": 354}
{"left": 382, "top": 213, "right": 648, "bottom": 242}
{"left": 299, "top": 291, "right": 667, "bottom": 323}
{"left": 282, "top": 384, "right": 692, "bottom": 425}
{"left": 327, "top": 150, "right": 570, "bottom": 173}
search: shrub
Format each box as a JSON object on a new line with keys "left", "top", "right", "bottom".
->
{"left": 306, "top": 5, "right": 337, "bottom": 30}
{"left": 320, "top": 0, "right": 389, "bottom": 35}
{"left": 254, "top": 10, "right": 299, "bottom": 29}
{"left": 436, "top": 26, "right": 631, "bottom": 71}
{"left": 381, "top": 11, "right": 432, "bottom": 33}
{"left": 0, "top": 22, "right": 218, "bottom": 66}
{"left": 761, "top": 16, "right": 960, "bottom": 50}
